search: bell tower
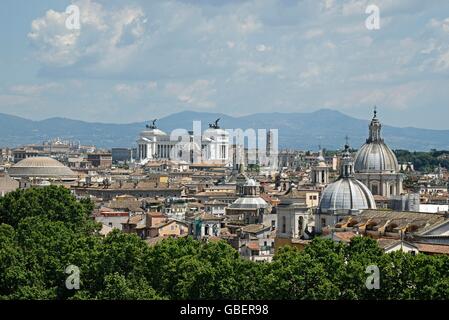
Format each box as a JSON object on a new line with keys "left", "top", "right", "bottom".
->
{"left": 311, "top": 149, "right": 329, "bottom": 186}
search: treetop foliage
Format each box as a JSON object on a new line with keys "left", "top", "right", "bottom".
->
{"left": 1, "top": 186, "right": 449, "bottom": 300}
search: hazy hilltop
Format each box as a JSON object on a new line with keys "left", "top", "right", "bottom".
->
{"left": 0, "top": 109, "right": 448, "bottom": 151}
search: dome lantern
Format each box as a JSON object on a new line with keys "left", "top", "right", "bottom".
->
{"left": 354, "top": 108, "right": 399, "bottom": 174}
{"left": 368, "top": 106, "right": 382, "bottom": 143}
{"left": 340, "top": 143, "right": 354, "bottom": 178}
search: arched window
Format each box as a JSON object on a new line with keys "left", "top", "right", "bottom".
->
{"left": 298, "top": 216, "right": 304, "bottom": 235}
{"left": 371, "top": 183, "right": 379, "bottom": 195}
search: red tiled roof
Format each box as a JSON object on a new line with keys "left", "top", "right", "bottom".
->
{"left": 415, "top": 243, "right": 449, "bottom": 255}
{"left": 246, "top": 241, "right": 260, "bottom": 251}
{"left": 333, "top": 231, "right": 357, "bottom": 242}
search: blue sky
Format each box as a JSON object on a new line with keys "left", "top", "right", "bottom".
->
{"left": 0, "top": 0, "right": 449, "bottom": 129}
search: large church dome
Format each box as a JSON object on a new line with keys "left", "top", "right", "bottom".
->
{"left": 8, "top": 157, "right": 76, "bottom": 180}
{"left": 319, "top": 144, "right": 376, "bottom": 214}
{"left": 354, "top": 110, "right": 398, "bottom": 173}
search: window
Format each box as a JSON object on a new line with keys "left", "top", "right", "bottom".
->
{"left": 282, "top": 216, "right": 286, "bottom": 233}
{"left": 298, "top": 216, "right": 304, "bottom": 235}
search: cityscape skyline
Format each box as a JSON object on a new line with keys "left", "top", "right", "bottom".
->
{"left": 2, "top": 1, "right": 449, "bottom": 306}
{"left": 1, "top": 0, "right": 449, "bottom": 129}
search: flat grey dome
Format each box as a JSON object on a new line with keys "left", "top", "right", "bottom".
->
{"left": 319, "top": 178, "right": 376, "bottom": 214}
{"left": 9, "top": 157, "right": 76, "bottom": 179}
{"left": 229, "top": 197, "right": 268, "bottom": 209}
{"left": 354, "top": 141, "right": 398, "bottom": 173}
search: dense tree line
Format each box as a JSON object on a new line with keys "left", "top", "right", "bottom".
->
{"left": 394, "top": 149, "right": 449, "bottom": 173}
{"left": 1, "top": 186, "right": 449, "bottom": 300}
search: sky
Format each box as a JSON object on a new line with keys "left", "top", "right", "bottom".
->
{"left": 0, "top": 0, "right": 449, "bottom": 129}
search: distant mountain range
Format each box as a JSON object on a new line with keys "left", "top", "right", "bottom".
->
{"left": 0, "top": 109, "right": 448, "bottom": 151}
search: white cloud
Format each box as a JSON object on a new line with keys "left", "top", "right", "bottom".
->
{"left": 436, "top": 50, "right": 449, "bottom": 70}
{"left": 338, "top": 82, "right": 424, "bottom": 110}
{"left": 114, "top": 81, "right": 159, "bottom": 98}
{"left": 237, "top": 61, "right": 283, "bottom": 75}
{"left": 0, "top": 94, "right": 33, "bottom": 106}
{"left": 9, "top": 83, "right": 62, "bottom": 96}
{"left": 304, "top": 29, "right": 324, "bottom": 39}
{"left": 165, "top": 80, "right": 216, "bottom": 108}
{"left": 19, "top": 0, "right": 449, "bottom": 125}
{"left": 256, "top": 44, "right": 271, "bottom": 52}
{"left": 28, "top": 0, "right": 146, "bottom": 69}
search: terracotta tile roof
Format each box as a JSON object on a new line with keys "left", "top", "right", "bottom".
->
{"left": 246, "top": 241, "right": 260, "bottom": 251}
{"left": 195, "top": 191, "right": 235, "bottom": 196}
{"left": 332, "top": 231, "right": 357, "bottom": 242}
{"left": 377, "top": 238, "right": 401, "bottom": 249}
{"left": 415, "top": 243, "right": 449, "bottom": 255}
{"left": 290, "top": 239, "right": 312, "bottom": 245}
{"left": 124, "top": 214, "right": 144, "bottom": 225}
{"left": 204, "top": 200, "right": 228, "bottom": 205}
{"left": 96, "top": 209, "right": 129, "bottom": 217}
{"left": 241, "top": 224, "right": 270, "bottom": 234}
{"left": 149, "top": 221, "right": 171, "bottom": 229}
{"left": 196, "top": 212, "right": 224, "bottom": 221}
{"left": 148, "top": 212, "right": 166, "bottom": 218}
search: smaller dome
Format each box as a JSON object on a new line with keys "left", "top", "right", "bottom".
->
{"left": 229, "top": 197, "right": 268, "bottom": 209}
{"left": 9, "top": 157, "right": 76, "bottom": 179}
{"left": 319, "top": 178, "right": 376, "bottom": 214}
